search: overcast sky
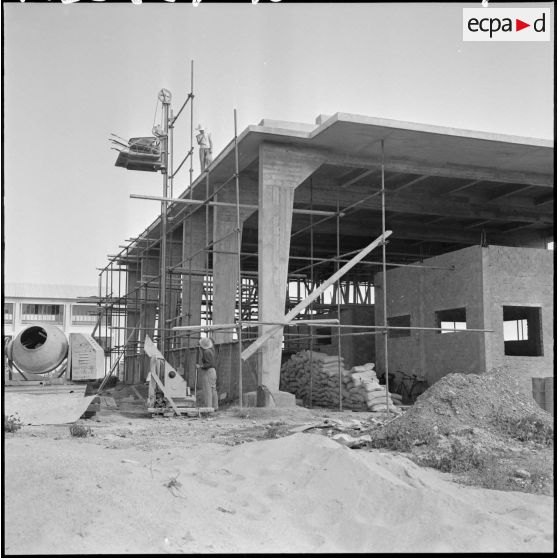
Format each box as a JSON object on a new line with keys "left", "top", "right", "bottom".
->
{"left": 3, "top": 1, "right": 554, "bottom": 287}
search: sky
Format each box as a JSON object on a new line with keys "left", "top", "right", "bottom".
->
{"left": 3, "top": 1, "right": 554, "bottom": 287}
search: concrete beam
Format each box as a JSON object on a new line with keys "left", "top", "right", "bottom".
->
{"left": 296, "top": 185, "right": 552, "bottom": 225}
{"left": 322, "top": 150, "right": 553, "bottom": 187}
{"left": 293, "top": 223, "right": 547, "bottom": 248}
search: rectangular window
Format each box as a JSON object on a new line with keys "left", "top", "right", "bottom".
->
{"left": 436, "top": 308, "right": 467, "bottom": 333}
{"left": 503, "top": 306, "right": 543, "bottom": 356}
{"left": 21, "top": 303, "right": 64, "bottom": 325}
{"left": 4, "top": 303, "right": 14, "bottom": 324}
{"left": 71, "top": 304, "right": 100, "bottom": 325}
{"left": 387, "top": 315, "right": 411, "bottom": 338}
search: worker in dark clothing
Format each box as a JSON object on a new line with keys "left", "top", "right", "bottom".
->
{"left": 196, "top": 337, "right": 218, "bottom": 410}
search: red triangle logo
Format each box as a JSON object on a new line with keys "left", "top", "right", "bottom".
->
{"left": 516, "top": 19, "right": 530, "bottom": 31}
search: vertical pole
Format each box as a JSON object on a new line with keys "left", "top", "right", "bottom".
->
{"left": 337, "top": 194, "right": 342, "bottom": 411}
{"left": 234, "top": 109, "right": 243, "bottom": 408}
{"left": 381, "top": 139, "right": 391, "bottom": 412}
{"left": 189, "top": 60, "right": 194, "bottom": 194}
{"left": 205, "top": 171, "right": 210, "bottom": 328}
{"left": 118, "top": 252, "right": 122, "bottom": 380}
{"left": 309, "top": 179, "right": 313, "bottom": 408}
{"left": 98, "top": 273, "right": 104, "bottom": 374}
{"left": 159, "top": 93, "right": 171, "bottom": 357}
{"left": 136, "top": 249, "right": 141, "bottom": 382}
{"left": 186, "top": 61, "right": 195, "bottom": 352}
{"left": 169, "top": 109, "right": 174, "bottom": 199}
{"left": 109, "top": 262, "right": 113, "bottom": 371}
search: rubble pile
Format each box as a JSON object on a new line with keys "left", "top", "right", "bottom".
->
{"left": 374, "top": 367, "right": 554, "bottom": 466}
{"left": 280, "top": 351, "right": 401, "bottom": 412}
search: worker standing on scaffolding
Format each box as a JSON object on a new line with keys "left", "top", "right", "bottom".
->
{"left": 196, "top": 337, "right": 218, "bottom": 410}
{"left": 196, "top": 124, "right": 213, "bottom": 171}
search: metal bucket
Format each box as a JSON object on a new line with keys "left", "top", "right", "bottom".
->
{"left": 532, "top": 377, "right": 554, "bottom": 415}
{"left": 531, "top": 377, "right": 546, "bottom": 410}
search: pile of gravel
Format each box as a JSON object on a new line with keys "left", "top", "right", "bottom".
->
{"left": 373, "top": 368, "right": 553, "bottom": 469}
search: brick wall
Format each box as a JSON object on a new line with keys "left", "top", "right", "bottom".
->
{"left": 375, "top": 246, "right": 486, "bottom": 386}
{"left": 374, "top": 245, "right": 554, "bottom": 393}
{"left": 483, "top": 245, "right": 554, "bottom": 395}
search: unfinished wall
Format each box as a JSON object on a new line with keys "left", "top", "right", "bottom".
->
{"left": 482, "top": 246, "right": 554, "bottom": 395}
{"left": 312, "top": 306, "right": 375, "bottom": 370}
{"left": 375, "top": 246, "right": 486, "bottom": 386}
{"left": 283, "top": 305, "right": 375, "bottom": 369}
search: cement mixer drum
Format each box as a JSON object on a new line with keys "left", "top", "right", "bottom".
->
{"left": 11, "top": 325, "right": 69, "bottom": 374}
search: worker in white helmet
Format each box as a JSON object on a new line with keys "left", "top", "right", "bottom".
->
{"left": 196, "top": 336, "right": 218, "bottom": 410}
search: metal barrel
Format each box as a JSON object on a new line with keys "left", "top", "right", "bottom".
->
{"left": 531, "top": 377, "right": 546, "bottom": 410}
{"left": 544, "top": 377, "right": 554, "bottom": 416}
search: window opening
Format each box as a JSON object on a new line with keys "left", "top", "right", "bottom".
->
{"left": 436, "top": 307, "right": 466, "bottom": 333}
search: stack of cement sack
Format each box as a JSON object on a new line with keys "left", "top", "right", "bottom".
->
{"left": 280, "top": 351, "right": 401, "bottom": 412}
{"left": 349, "top": 363, "right": 401, "bottom": 413}
{"left": 280, "top": 350, "right": 351, "bottom": 407}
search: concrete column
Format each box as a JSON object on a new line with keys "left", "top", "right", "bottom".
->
{"left": 181, "top": 212, "right": 209, "bottom": 346}
{"left": 212, "top": 186, "right": 257, "bottom": 343}
{"left": 167, "top": 234, "right": 184, "bottom": 356}
{"left": 124, "top": 265, "right": 140, "bottom": 384}
{"left": 258, "top": 143, "right": 323, "bottom": 391}
{"left": 140, "top": 252, "right": 159, "bottom": 344}
{"left": 481, "top": 246, "right": 492, "bottom": 373}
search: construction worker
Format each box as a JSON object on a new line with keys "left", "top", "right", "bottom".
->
{"left": 196, "top": 336, "right": 218, "bottom": 410}
{"left": 196, "top": 124, "right": 213, "bottom": 171}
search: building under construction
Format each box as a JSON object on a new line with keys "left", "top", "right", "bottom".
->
{"left": 95, "top": 80, "right": 554, "bottom": 409}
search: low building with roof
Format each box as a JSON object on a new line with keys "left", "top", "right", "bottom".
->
{"left": 3, "top": 283, "right": 104, "bottom": 341}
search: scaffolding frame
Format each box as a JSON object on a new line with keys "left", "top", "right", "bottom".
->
{"left": 95, "top": 73, "right": 493, "bottom": 412}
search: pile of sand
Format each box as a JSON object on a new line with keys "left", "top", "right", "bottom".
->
{"left": 4, "top": 431, "right": 553, "bottom": 553}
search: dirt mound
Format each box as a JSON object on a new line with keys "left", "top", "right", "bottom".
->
{"left": 373, "top": 368, "right": 554, "bottom": 490}
{"left": 380, "top": 368, "right": 552, "bottom": 448}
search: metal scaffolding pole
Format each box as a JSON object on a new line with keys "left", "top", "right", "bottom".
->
{"left": 380, "top": 139, "right": 391, "bottom": 413}
{"left": 336, "top": 193, "right": 342, "bottom": 411}
{"left": 309, "top": 178, "right": 314, "bottom": 408}
{"left": 234, "top": 109, "right": 244, "bottom": 408}
{"left": 159, "top": 90, "right": 171, "bottom": 357}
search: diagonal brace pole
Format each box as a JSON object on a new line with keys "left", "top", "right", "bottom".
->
{"left": 241, "top": 230, "right": 392, "bottom": 361}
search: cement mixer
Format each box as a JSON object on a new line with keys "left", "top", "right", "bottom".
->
{"left": 4, "top": 324, "right": 106, "bottom": 425}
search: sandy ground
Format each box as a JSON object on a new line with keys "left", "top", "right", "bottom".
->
{"left": 3, "top": 399, "right": 555, "bottom": 554}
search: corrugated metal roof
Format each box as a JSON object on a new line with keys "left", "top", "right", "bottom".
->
{"left": 4, "top": 283, "right": 98, "bottom": 300}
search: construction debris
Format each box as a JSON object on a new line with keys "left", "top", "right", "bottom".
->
{"left": 372, "top": 367, "right": 554, "bottom": 477}
{"left": 280, "top": 351, "right": 401, "bottom": 412}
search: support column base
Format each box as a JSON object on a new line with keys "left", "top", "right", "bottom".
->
{"left": 242, "top": 389, "right": 296, "bottom": 408}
